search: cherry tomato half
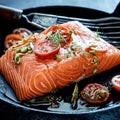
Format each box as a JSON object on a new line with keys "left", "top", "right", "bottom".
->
{"left": 80, "top": 83, "right": 110, "bottom": 104}
{"left": 13, "top": 28, "right": 32, "bottom": 38}
{"left": 34, "top": 40, "right": 60, "bottom": 59}
{"left": 112, "top": 75, "right": 120, "bottom": 92}
{"left": 43, "top": 25, "right": 72, "bottom": 47}
{"left": 4, "top": 34, "right": 22, "bottom": 50}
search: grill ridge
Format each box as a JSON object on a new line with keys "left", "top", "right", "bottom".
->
{"left": 30, "top": 13, "right": 120, "bottom": 48}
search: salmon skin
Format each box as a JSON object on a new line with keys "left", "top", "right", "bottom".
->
{"left": 1, "top": 21, "right": 120, "bottom": 101}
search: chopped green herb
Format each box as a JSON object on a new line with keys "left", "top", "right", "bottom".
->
{"left": 27, "top": 47, "right": 33, "bottom": 53}
{"left": 20, "top": 46, "right": 28, "bottom": 53}
{"left": 93, "top": 68, "right": 97, "bottom": 74}
{"left": 67, "top": 48, "right": 73, "bottom": 58}
{"left": 14, "top": 53, "right": 21, "bottom": 64}
{"left": 54, "top": 54, "right": 62, "bottom": 60}
{"left": 71, "top": 83, "right": 79, "bottom": 103}
{"left": 91, "top": 57, "right": 99, "bottom": 64}
{"left": 96, "top": 29, "right": 100, "bottom": 38}
{"left": 97, "top": 90, "right": 106, "bottom": 99}
{"left": 48, "top": 30, "right": 65, "bottom": 45}
{"left": 81, "top": 91, "right": 89, "bottom": 98}
{"left": 14, "top": 44, "right": 33, "bottom": 64}
{"left": 89, "top": 49, "right": 96, "bottom": 55}
{"left": 70, "top": 43, "right": 80, "bottom": 51}
{"left": 68, "top": 30, "right": 73, "bottom": 34}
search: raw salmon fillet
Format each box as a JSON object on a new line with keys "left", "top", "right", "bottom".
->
{"left": 1, "top": 21, "right": 120, "bottom": 101}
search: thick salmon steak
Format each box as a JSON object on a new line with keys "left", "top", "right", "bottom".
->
{"left": 1, "top": 21, "right": 120, "bottom": 101}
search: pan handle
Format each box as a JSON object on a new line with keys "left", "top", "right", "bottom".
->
{"left": 0, "top": 5, "right": 23, "bottom": 20}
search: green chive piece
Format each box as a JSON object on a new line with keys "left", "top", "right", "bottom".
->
{"left": 93, "top": 68, "right": 97, "bottom": 74}
{"left": 15, "top": 47, "right": 21, "bottom": 53}
{"left": 71, "top": 83, "right": 79, "bottom": 103}
{"left": 97, "top": 90, "right": 106, "bottom": 98}
{"left": 14, "top": 45, "right": 33, "bottom": 64}
{"left": 96, "top": 29, "right": 100, "bottom": 38}
{"left": 89, "top": 49, "right": 96, "bottom": 55}
{"left": 27, "top": 47, "right": 33, "bottom": 53}
{"left": 68, "top": 30, "right": 73, "bottom": 34}
{"left": 55, "top": 54, "right": 61, "bottom": 60}
{"left": 20, "top": 46, "right": 28, "bottom": 53}
{"left": 70, "top": 43, "right": 80, "bottom": 51}
{"left": 14, "top": 53, "right": 21, "bottom": 64}
{"left": 81, "top": 91, "right": 90, "bottom": 98}
{"left": 91, "top": 57, "right": 99, "bottom": 64}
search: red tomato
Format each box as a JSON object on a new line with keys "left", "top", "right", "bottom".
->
{"left": 34, "top": 40, "right": 60, "bottom": 59}
{"left": 44, "top": 25, "right": 72, "bottom": 47}
{"left": 112, "top": 75, "right": 120, "bottom": 92}
{"left": 80, "top": 83, "right": 110, "bottom": 104}
{"left": 4, "top": 34, "right": 22, "bottom": 49}
{"left": 34, "top": 24, "right": 73, "bottom": 59}
{"left": 4, "top": 28, "right": 32, "bottom": 50}
{"left": 12, "top": 28, "right": 32, "bottom": 38}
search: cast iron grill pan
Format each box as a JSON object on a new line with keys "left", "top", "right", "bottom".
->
{"left": 0, "top": 6, "right": 120, "bottom": 115}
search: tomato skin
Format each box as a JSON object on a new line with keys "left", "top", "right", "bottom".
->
{"left": 4, "top": 34, "right": 22, "bottom": 50}
{"left": 112, "top": 75, "right": 120, "bottom": 92}
{"left": 80, "top": 83, "right": 110, "bottom": 104}
{"left": 43, "top": 25, "right": 72, "bottom": 46}
{"left": 34, "top": 40, "right": 60, "bottom": 59}
{"left": 34, "top": 24, "right": 73, "bottom": 59}
{"left": 4, "top": 28, "right": 32, "bottom": 50}
{"left": 12, "top": 28, "right": 32, "bottom": 38}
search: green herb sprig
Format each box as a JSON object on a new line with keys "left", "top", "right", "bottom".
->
{"left": 48, "top": 30, "right": 65, "bottom": 45}
{"left": 96, "top": 29, "right": 100, "bottom": 38}
{"left": 71, "top": 83, "right": 79, "bottom": 109}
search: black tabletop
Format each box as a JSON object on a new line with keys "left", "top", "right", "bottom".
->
{"left": 0, "top": 0, "right": 120, "bottom": 120}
